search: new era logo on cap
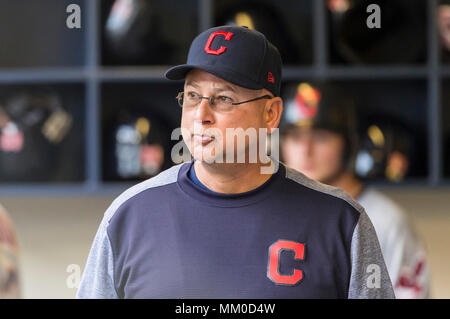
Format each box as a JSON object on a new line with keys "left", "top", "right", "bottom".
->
{"left": 164, "top": 25, "right": 283, "bottom": 97}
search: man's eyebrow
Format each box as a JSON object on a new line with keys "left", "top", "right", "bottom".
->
{"left": 185, "top": 80, "right": 200, "bottom": 89}
{"left": 212, "top": 84, "right": 237, "bottom": 93}
{"left": 185, "top": 81, "right": 238, "bottom": 93}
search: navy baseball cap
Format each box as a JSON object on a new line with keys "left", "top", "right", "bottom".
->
{"left": 164, "top": 25, "right": 283, "bottom": 97}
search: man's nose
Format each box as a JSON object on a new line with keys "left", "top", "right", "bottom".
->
{"left": 194, "top": 98, "right": 214, "bottom": 123}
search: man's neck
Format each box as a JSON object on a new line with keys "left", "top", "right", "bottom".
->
{"left": 326, "top": 171, "right": 364, "bottom": 200}
{"left": 193, "top": 160, "right": 274, "bottom": 194}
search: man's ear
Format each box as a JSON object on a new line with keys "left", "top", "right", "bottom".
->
{"left": 264, "top": 97, "right": 283, "bottom": 134}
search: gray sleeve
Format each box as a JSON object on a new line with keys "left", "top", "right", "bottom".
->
{"left": 348, "top": 210, "right": 395, "bottom": 299}
{"left": 76, "top": 217, "right": 119, "bottom": 299}
{"left": 75, "top": 164, "right": 183, "bottom": 299}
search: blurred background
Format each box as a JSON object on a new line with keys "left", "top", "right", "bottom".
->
{"left": 0, "top": 0, "right": 449, "bottom": 298}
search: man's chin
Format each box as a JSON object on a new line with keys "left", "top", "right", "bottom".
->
{"left": 191, "top": 146, "right": 223, "bottom": 164}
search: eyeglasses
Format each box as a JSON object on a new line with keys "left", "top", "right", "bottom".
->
{"left": 176, "top": 91, "right": 273, "bottom": 112}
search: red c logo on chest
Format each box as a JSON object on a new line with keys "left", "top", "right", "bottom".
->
{"left": 204, "top": 31, "right": 234, "bottom": 55}
{"left": 267, "top": 240, "right": 305, "bottom": 286}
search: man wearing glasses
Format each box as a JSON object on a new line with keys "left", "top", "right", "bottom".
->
{"left": 77, "top": 25, "right": 394, "bottom": 299}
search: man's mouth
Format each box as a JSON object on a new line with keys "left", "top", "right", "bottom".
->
{"left": 192, "top": 134, "right": 215, "bottom": 145}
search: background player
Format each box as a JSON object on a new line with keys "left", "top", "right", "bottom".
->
{"left": 281, "top": 81, "right": 430, "bottom": 298}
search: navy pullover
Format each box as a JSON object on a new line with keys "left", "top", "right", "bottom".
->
{"left": 77, "top": 160, "right": 394, "bottom": 298}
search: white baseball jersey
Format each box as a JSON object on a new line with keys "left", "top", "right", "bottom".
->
{"left": 357, "top": 187, "right": 430, "bottom": 299}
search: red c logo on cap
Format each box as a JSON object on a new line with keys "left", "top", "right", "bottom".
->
{"left": 204, "top": 31, "right": 234, "bottom": 55}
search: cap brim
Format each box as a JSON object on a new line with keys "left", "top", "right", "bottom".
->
{"left": 164, "top": 64, "right": 263, "bottom": 91}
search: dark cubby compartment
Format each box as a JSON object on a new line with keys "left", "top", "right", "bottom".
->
{"left": 327, "top": 0, "right": 427, "bottom": 65}
{"left": 213, "top": 0, "right": 313, "bottom": 65}
{"left": 0, "top": 83, "right": 85, "bottom": 182}
{"left": 100, "top": 81, "right": 183, "bottom": 182}
{"left": 0, "top": 0, "right": 85, "bottom": 68}
{"left": 100, "top": 0, "right": 199, "bottom": 66}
